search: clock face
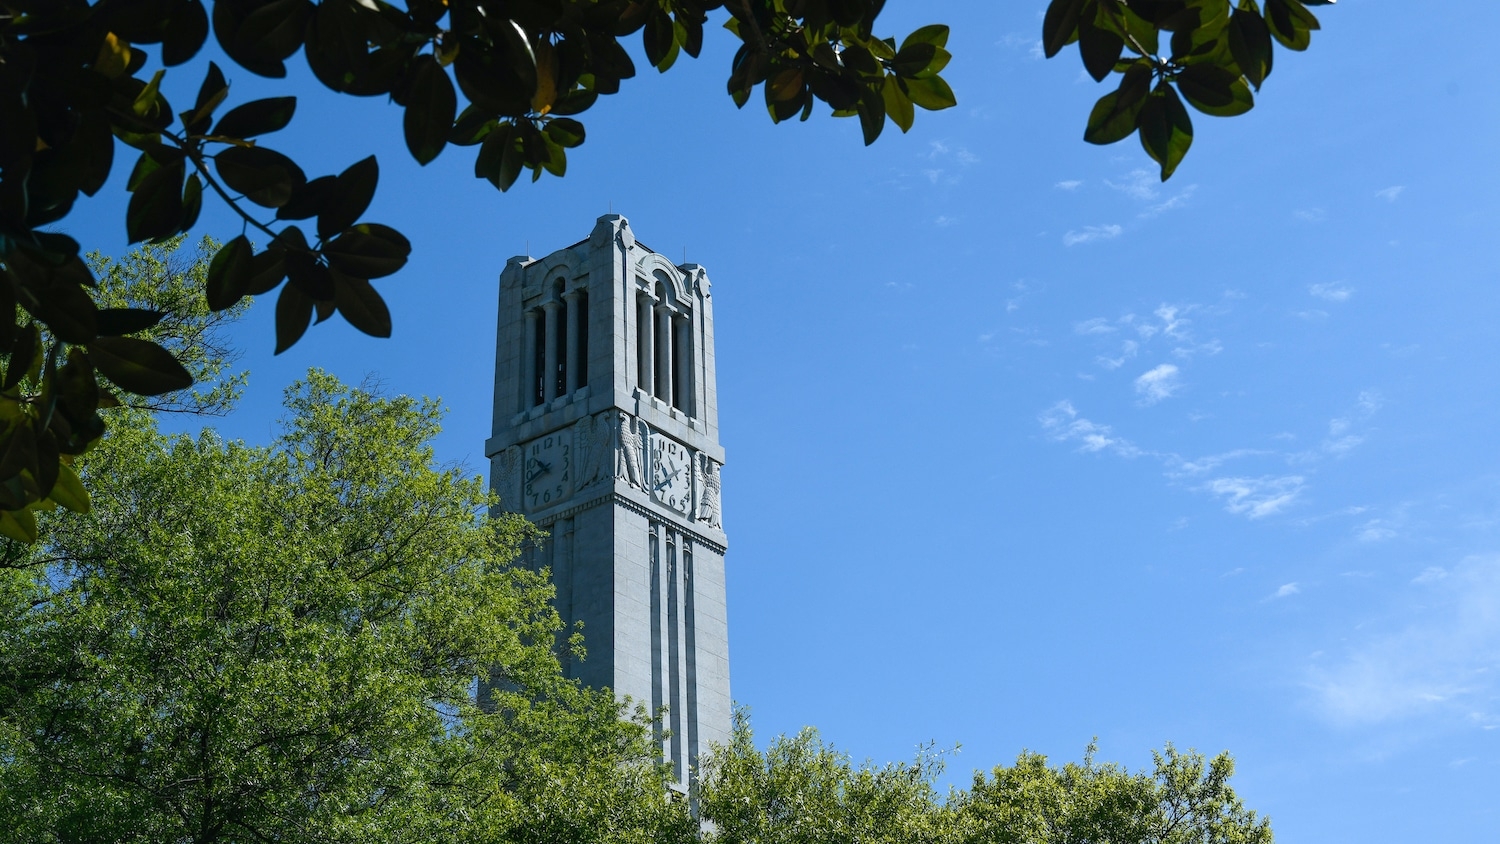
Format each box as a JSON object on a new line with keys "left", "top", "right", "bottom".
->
{"left": 650, "top": 433, "right": 692, "bottom": 516}
{"left": 522, "top": 430, "right": 572, "bottom": 512}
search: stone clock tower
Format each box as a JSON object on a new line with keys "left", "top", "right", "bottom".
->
{"left": 486, "top": 214, "right": 729, "bottom": 798}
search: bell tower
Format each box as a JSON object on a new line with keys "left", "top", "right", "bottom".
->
{"left": 486, "top": 214, "right": 729, "bottom": 798}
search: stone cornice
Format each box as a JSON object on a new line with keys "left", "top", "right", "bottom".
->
{"left": 527, "top": 490, "right": 729, "bottom": 556}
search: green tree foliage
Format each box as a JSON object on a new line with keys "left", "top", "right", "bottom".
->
{"left": 0, "top": 0, "right": 959, "bottom": 532}
{"left": 85, "top": 234, "right": 251, "bottom": 416}
{"left": 699, "top": 709, "right": 1273, "bottom": 844}
{"left": 1043, "top": 0, "right": 1334, "bottom": 179}
{"left": 0, "top": 365, "right": 694, "bottom": 842}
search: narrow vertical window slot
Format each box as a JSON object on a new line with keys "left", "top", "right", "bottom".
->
{"left": 636, "top": 292, "right": 652, "bottom": 392}
{"left": 576, "top": 291, "right": 589, "bottom": 389}
{"left": 555, "top": 297, "right": 568, "bottom": 399}
{"left": 532, "top": 308, "right": 546, "bottom": 407}
{"left": 672, "top": 316, "right": 692, "bottom": 414}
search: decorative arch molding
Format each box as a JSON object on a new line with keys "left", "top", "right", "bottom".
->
{"left": 635, "top": 252, "right": 689, "bottom": 306}
{"left": 526, "top": 249, "right": 586, "bottom": 299}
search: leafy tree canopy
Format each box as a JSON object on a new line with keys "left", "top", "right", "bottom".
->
{"left": 700, "top": 709, "right": 1274, "bottom": 844}
{"left": 0, "top": 0, "right": 1333, "bottom": 533}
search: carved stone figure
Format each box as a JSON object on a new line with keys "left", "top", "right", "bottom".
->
{"left": 697, "top": 455, "right": 721, "bottom": 529}
{"left": 615, "top": 411, "right": 645, "bottom": 490}
{"left": 493, "top": 445, "right": 521, "bottom": 507}
{"left": 573, "top": 412, "right": 614, "bottom": 489}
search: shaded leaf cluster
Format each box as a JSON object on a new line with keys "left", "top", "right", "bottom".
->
{"left": 1044, "top": 0, "right": 1334, "bottom": 179}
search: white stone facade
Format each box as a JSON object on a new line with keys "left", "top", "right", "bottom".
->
{"left": 486, "top": 215, "right": 730, "bottom": 799}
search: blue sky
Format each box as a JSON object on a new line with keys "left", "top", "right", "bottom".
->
{"left": 65, "top": 1, "right": 1500, "bottom": 840}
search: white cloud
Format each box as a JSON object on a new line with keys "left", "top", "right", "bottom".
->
{"left": 1096, "top": 339, "right": 1138, "bottom": 370}
{"left": 1172, "top": 339, "right": 1222, "bottom": 359}
{"left": 1324, "top": 435, "right": 1365, "bottom": 456}
{"left": 1055, "top": 179, "right": 1083, "bottom": 191}
{"left": 1154, "top": 304, "right": 1191, "bottom": 340}
{"left": 1063, "top": 224, "right": 1122, "bottom": 247}
{"left": 1134, "top": 364, "right": 1181, "bottom": 405}
{"left": 1274, "top": 582, "right": 1301, "bottom": 599}
{"left": 1294, "top": 208, "right": 1327, "bottom": 223}
{"left": 1205, "top": 475, "right": 1305, "bottom": 518}
{"left": 1375, "top": 185, "right": 1405, "bottom": 202}
{"left": 1144, "top": 184, "right": 1198, "bottom": 216}
{"left": 1039, "top": 401, "right": 1140, "bottom": 457}
{"left": 1309, "top": 555, "right": 1500, "bottom": 726}
{"left": 1310, "top": 282, "right": 1353, "bottom": 302}
{"left": 1166, "top": 449, "right": 1264, "bottom": 478}
{"left": 1074, "top": 317, "right": 1116, "bottom": 335}
{"left": 1106, "top": 169, "right": 1158, "bottom": 201}
{"left": 934, "top": 215, "right": 958, "bottom": 227}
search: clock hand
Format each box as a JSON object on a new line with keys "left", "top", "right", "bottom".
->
{"left": 526, "top": 460, "right": 552, "bottom": 482}
{"left": 654, "top": 465, "right": 684, "bottom": 490}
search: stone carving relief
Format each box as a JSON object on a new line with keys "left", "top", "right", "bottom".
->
{"left": 573, "top": 412, "right": 615, "bottom": 490}
{"left": 615, "top": 411, "right": 646, "bottom": 491}
{"left": 697, "top": 454, "right": 721, "bottom": 529}
{"left": 493, "top": 445, "right": 521, "bottom": 508}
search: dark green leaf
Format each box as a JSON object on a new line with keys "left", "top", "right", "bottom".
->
{"left": 185, "top": 60, "right": 228, "bottom": 134}
{"left": 87, "top": 336, "right": 193, "bottom": 395}
{"left": 856, "top": 86, "right": 885, "bottom": 146}
{"left": 95, "top": 308, "right": 165, "bottom": 337}
{"left": 126, "top": 158, "right": 186, "bottom": 243}
{"left": 3, "top": 323, "right": 40, "bottom": 391}
{"left": 900, "top": 24, "right": 950, "bottom": 52}
{"left": 162, "top": 0, "right": 209, "bottom": 66}
{"left": 213, "top": 96, "right": 297, "bottom": 138}
{"left": 1228, "top": 4, "right": 1273, "bottom": 89}
{"left": 318, "top": 156, "right": 378, "bottom": 241}
{"left": 324, "top": 224, "right": 411, "bottom": 279}
{"left": 180, "top": 173, "right": 203, "bottom": 230}
{"left": 1177, "top": 64, "right": 1254, "bottom": 116}
{"left": 1265, "top": 0, "right": 1318, "bottom": 51}
{"left": 891, "top": 42, "right": 937, "bottom": 78}
{"left": 544, "top": 118, "right": 586, "bottom": 148}
{"left": 206, "top": 234, "right": 252, "bottom": 311}
{"left": 273, "top": 281, "right": 314, "bottom": 354}
{"left": 276, "top": 175, "right": 333, "bottom": 221}
{"left": 74, "top": 110, "right": 115, "bottom": 196}
{"left": 1137, "top": 82, "right": 1194, "bottom": 180}
{"left": 1078, "top": 4, "right": 1125, "bottom": 82}
{"left": 214, "top": 145, "right": 306, "bottom": 207}
{"left": 403, "top": 55, "right": 456, "bottom": 165}
{"left": 901, "top": 75, "right": 957, "bottom": 111}
{"left": 1042, "top": 0, "right": 1085, "bottom": 58}
{"left": 644, "top": 10, "right": 676, "bottom": 71}
{"left": 245, "top": 247, "right": 287, "bottom": 295}
{"left": 333, "top": 273, "right": 392, "bottom": 338}
{"left": 881, "top": 75, "right": 914, "bottom": 133}
{"left": 1084, "top": 61, "right": 1153, "bottom": 145}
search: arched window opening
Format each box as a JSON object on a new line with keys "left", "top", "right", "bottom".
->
{"left": 574, "top": 290, "right": 589, "bottom": 390}
{"left": 531, "top": 308, "right": 545, "bottom": 407}
{"left": 671, "top": 315, "right": 692, "bottom": 414}
{"left": 654, "top": 282, "right": 671, "bottom": 404}
{"left": 636, "top": 290, "right": 653, "bottom": 393}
